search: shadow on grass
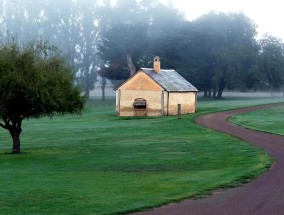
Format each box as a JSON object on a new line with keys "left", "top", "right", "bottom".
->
{"left": 4, "top": 151, "right": 31, "bottom": 155}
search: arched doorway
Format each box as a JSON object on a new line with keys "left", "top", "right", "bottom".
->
{"left": 133, "top": 98, "right": 147, "bottom": 116}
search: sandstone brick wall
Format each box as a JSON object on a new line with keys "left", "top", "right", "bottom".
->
{"left": 116, "top": 71, "right": 197, "bottom": 116}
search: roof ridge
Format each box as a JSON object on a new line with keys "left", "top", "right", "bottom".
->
{"left": 142, "top": 68, "right": 198, "bottom": 92}
{"left": 115, "top": 68, "right": 198, "bottom": 92}
{"left": 141, "top": 67, "right": 175, "bottom": 71}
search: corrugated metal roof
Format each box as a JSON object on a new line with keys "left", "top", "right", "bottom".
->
{"left": 141, "top": 68, "right": 198, "bottom": 92}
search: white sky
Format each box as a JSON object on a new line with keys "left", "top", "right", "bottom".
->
{"left": 162, "top": 0, "right": 284, "bottom": 41}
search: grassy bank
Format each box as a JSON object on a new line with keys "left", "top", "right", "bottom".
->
{"left": 230, "top": 104, "right": 284, "bottom": 135}
{"left": 0, "top": 97, "right": 282, "bottom": 214}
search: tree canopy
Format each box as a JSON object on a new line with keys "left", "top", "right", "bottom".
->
{"left": 0, "top": 0, "right": 284, "bottom": 99}
{"left": 0, "top": 0, "right": 101, "bottom": 99}
{"left": 256, "top": 34, "right": 284, "bottom": 92}
{"left": 0, "top": 39, "right": 85, "bottom": 154}
{"left": 97, "top": 0, "right": 184, "bottom": 78}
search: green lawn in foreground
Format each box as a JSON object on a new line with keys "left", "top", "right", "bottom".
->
{"left": 230, "top": 104, "right": 284, "bottom": 135}
{"left": 0, "top": 97, "right": 282, "bottom": 214}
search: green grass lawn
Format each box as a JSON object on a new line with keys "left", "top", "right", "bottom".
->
{"left": 0, "top": 97, "right": 283, "bottom": 214}
{"left": 230, "top": 104, "right": 284, "bottom": 135}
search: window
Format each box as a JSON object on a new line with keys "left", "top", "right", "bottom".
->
{"left": 133, "top": 98, "right": 146, "bottom": 109}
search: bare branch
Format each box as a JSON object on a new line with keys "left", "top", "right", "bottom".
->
{"left": 0, "top": 122, "right": 8, "bottom": 129}
{"left": 1, "top": 115, "right": 11, "bottom": 129}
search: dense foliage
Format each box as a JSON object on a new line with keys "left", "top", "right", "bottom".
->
{"left": 0, "top": 0, "right": 284, "bottom": 98}
{"left": 0, "top": 40, "right": 84, "bottom": 153}
{"left": 0, "top": 0, "right": 101, "bottom": 99}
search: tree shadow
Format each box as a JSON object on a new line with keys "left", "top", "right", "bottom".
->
{"left": 3, "top": 151, "right": 30, "bottom": 155}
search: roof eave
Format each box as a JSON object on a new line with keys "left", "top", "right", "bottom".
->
{"left": 114, "top": 70, "right": 143, "bottom": 90}
{"left": 167, "top": 90, "right": 198, "bottom": 92}
{"left": 140, "top": 68, "right": 167, "bottom": 91}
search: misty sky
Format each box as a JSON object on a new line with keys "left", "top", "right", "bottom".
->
{"left": 162, "top": 0, "right": 284, "bottom": 40}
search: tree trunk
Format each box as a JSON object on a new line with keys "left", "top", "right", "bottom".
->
{"left": 213, "top": 88, "right": 217, "bottom": 99}
{"left": 101, "top": 77, "right": 107, "bottom": 101}
{"left": 1, "top": 115, "right": 23, "bottom": 154}
{"left": 217, "top": 77, "right": 225, "bottom": 99}
{"left": 208, "top": 89, "right": 212, "bottom": 98}
{"left": 125, "top": 53, "right": 136, "bottom": 75}
{"left": 204, "top": 89, "right": 208, "bottom": 98}
{"left": 101, "top": 86, "right": 105, "bottom": 101}
{"left": 9, "top": 128, "right": 22, "bottom": 154}
{"left": 217, "top": 89, "right": 223, "bottom": 99}
{"left": 85, "top": 89, "right": 90, "bottom": 100}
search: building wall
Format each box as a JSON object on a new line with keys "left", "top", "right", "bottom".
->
{"left": 116, "top": 72, "right": 164, "bottom": 116}
{"left": 167, "top": 92, "right": 197, "bottom": 115}
{"left": 116, "top": 71, "right": 197, "bottom": 116}
{"left": 120, "top": 72, "right": 162, "bottom": 91}
{"left": 117, "top": 90, "right": 164, "bottom": 116}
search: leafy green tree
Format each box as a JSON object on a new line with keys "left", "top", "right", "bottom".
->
{"left": 97, "top": 0, "right": 150, "bottom": 76}
{"left": 256, "top": 34, "right": 284, "bottom": 94}
{"left": 146, "top": 3, "right": 186, "bottom": 66}
{"left": 143, "top": 12, "right": 258, "bottom": 98}
{"left": 97, "top": 0, "right": 184, "bottom": 88}
{"left": 98, "top": 57, "right": 129, "bottom": 100}
{"left": 190, "top": 12, "right": 258, "bottom": 98}
{"left": 0, "top": 0, "right": 100, "bottom": 99}
{"left": 0, "top": 39, "right": 84, "bottom": 154}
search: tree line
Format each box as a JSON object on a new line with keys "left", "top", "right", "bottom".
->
{"left": 1, "top": 0, "right": 284, "bottom": 99}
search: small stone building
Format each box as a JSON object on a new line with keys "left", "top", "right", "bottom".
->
{"left": 115, "top": 57, "right": 198, "bottom": 116}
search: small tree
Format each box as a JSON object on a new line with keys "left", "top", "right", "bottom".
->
{"left": 0, "top": 39, "right": 85, "bottom": 154}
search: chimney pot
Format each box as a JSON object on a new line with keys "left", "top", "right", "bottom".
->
{"left": 153, "top": 56, "right": 161, "bottom": 74}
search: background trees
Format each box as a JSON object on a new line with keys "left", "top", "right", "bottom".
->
{"left": 0, "top": 0, "right": 284, "bottom": 99}
{"left": 189, "top": 12, "right": 259, "bottom": 98}
{"left": 97, "top": 0, "right": 149, "bottom": 76}
{"left": 256, "top": 34, "right": 284, "bottom": 94}
{"left": 0, "top": 40, "right": 84, "bottom": 154}
{"left": 0, "top": 0, "right": 100, "bottom": 99}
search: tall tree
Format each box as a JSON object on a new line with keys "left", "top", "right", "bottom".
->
{"left": 97, "top": 0, "right": 151, "bottom": 76}
{"left": 0, "top": 0, "right": 101, "bottom": 99}
{"left": 97, "top": 0, "right": 184, "bottom": 86}
{"left": 0, "top": 39, "right": 84, "bottom": 154}
{"left": 191, "top": 12, "right": 258, "bottom": 98}
{"left": 70, "top": 0, "right": 100, "bottom": 99}
{"left": 257, "top": 34, "right": 284, "bottom": 94}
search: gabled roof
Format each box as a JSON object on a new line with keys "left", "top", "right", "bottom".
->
{"left": 141, "top": 68, "right": 198, "bottom": 92}
{"left": 115, "top": 68, "right": 198, "bottom": 92}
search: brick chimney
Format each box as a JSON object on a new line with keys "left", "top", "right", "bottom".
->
{"left": 153, "top": 56, "right": 161, "bottom": 74}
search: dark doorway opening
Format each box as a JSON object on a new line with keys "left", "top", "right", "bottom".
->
{"left": 133, "top": 98, "right": 147, "bottom": 116}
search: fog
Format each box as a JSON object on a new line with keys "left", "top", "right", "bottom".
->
{"left": 0, "top": 0, "right": 283, "bottom": 99}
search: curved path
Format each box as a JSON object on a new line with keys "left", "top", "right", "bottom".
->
{"left": 133, "top": 103, "right": 284, "bottom": 215}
